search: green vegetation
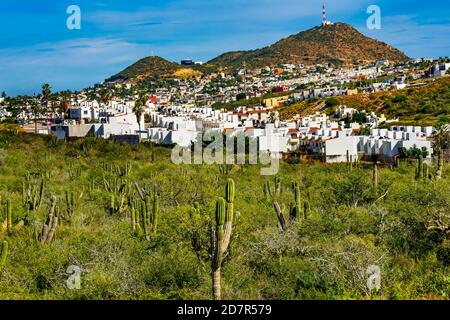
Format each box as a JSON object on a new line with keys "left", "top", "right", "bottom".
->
{"left": 281, "top": 77, "right": 450, "bottom": 125}
{"left": 212, "top": 90, "right": 292, "bottom": 110}
{"left": 0, "top": 132, "right": 448, "bottom": 300}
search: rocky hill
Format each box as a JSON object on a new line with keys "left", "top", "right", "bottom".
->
{"left": 106, "top": 56, "right": 182, "bottom": 82}
{"left": 208, "top": 23, "right": 409, "bottom": 70}
{"left": 106, "top": 23, "right": 410, "bottom": 81}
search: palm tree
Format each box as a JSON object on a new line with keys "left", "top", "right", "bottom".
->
{"left": 433, "top": 123, "right": 449, "bottom": 151}
{"left": 42, "top": 84, "right": 51, "bottom": 103}
{"left": 59, "top": 91, "right": 72, "bottom": 118}
{"left": 98, "top": 88, "right": 112, "bottom": 107}
{"left": 132, "top": 96, "right": 146, "bottom": 133}
{"left": 30, "top": 98, "right": 41, "bottom": 134}
{"left": 41, "top": 84, "right": 52, "bottom": 119}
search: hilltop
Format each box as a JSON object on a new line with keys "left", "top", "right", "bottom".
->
{"left": 106, "top": 23, "right": 409, "bottom": 81}
{"left": 208, "top": 23, "right": 409, "bottom": 70}
{"left": 106, "top": 56, "right": 183, "bottom": 82}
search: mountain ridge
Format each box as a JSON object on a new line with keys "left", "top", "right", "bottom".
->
{"left": 107, "top": 23, "right": 410, "bottom": 82}
{"left": 208, "top": 23, "right": 409, "bottom": 69}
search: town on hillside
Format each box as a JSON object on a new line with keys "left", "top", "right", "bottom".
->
{"left": 1, "top": 56, "right": 449, "bottom": 165}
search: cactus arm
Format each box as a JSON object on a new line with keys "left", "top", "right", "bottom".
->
{"left": 6, "top": 199, "right": 13, "bottom": 234}
{"left": 134, "top": 182, "right": 145, "bottom": 201}
{"left": 0, "top": 240, "right": 8, "bottom": 273}
{"left": 274, "top": 201, "right": 287, "bottom": 231}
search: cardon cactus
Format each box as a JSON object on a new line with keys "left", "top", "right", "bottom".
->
{"left": 136, "top": 193, "right": 159, "bottom": 240}
{"left": 373, "top": 162, "right": 378, "bottom": 191}
{"left": 346, "top": 150, "right": 353, "bottom": 172}
{"left": 189, "top": 202, "right": 206, "bottom": 262}
{"left": 264, "top": 176, "right": 282, "bottom": 201}
{"left": 436, "top": 149, "right": 444, "bottom": 179}
{"left": 211, "top": 178, "right": 236, "bottom": 300}
{"left": 0, "top": 240, "right": 8, "bottom": 273}
{"left": 273, "top": 181, "right": 303, "bottom": 232}
{"left": 2, "top": 199, "right": 24, "bottom": 235}
{"left": 65, "top": 191, "right": 75, "bottom": 216}
{"left": 289, "top": 182, "right": 301, "bottom": 222}
{"left": 22, "top": 173, "right": 45, "bottom": 212}
{"left": 40, "top": 196, "right": 58, "bottom": 244}
{"left": 415, "top": 155, "right": 423, "bottom": 180}
{"left": 303, "top": 200, "right": 311, "bottom": 219}
{"left": 130, "top": 198, "right": 142, "bottom": 236}
{"left": 422, "top": 163, "right": 429, "bottom": 180}
{"left": 109, "top": 179, "right": 130, "bottom": 215}
{"left": 6, "top": 199, "right": 12, "bottom": 234}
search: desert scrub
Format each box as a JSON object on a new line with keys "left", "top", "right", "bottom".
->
{"left": 0, "top": 131, "right": 448, "bottom": 300}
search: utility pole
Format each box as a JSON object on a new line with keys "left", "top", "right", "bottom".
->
{"left": 322, "top": 1, "right": 327, "bottom": 27}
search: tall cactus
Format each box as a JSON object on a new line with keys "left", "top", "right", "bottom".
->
{"left": 116, "top": 161, "right": 132, "bottom": 177}
{"left": 303, "top": 200, "right": 311, "bottom": 220}
{"left": 109, "top": 179, "right": 131, "bottom": 214}
{"left": 133, "top": 193, "right": 159, "bottom": 240}
{"left": 271, "top": 180, "right": 301, "bottom": 232}
{"left": 40, "top": 196, "right": 58, "bottom": 244}
{"left": 2, "top": 199, "right": 24, "bottom": 235}
{"left": 264, "top": 176, "right": 282, "bottom": 201}
{"left": 415, "top": 155, "right": 423, "bottom": 180}
{"left": 6, "top": 199, "right": 12, "bottom": 234}
{"left": 373, "top": 161, "right": 378, "bottom": 191}
{"left": 0, "top": 240, "right": 8, "bottom": 273}
{"left": 65, "top": 191, "right": 75, "bottom": 216}
{"left": 415, "top": 155, "right": 432, "bottom": 181}
{"left": 189, "top": 202, "right": 206, "bottom": 262}
{"left": 289, "top": 182, "right": 301, "bottom": 222}
{"left": 422, "top": 163, "right": 429, "bottom": 180}
{"left": 211, "top": 178, "right": 235, "bottom": 300}
{"left": 436, "top": 149, "right": 444, "bottom": 179}
{"left": 346, "top": 150, "right": 353, "bottom": 172}
{"left": 130, "top": 198, "right": 142, "bottom": 236}
{"left": 22, "top": 173, "right": 44, "bottom": 212}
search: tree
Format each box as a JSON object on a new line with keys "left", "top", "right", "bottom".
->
{"left": 41, "top": 84, "right": 52, "bottom": 119}
{"left": 236, "top": 93, "right": 246, "bottom": 101}
{"left": 433, "top": 123, "right": 449, "bottom": 152}
{"left": 59, "top": 91, "right": 72, "bottom": 118}
{"left": 325, "top": 97, "right": 341, "bottom": 109}
{"left": 351, "top": 111, "right": 367, "bottom": 125}
{"left": 42, "top": 84, "right": 51, "bottom": 104}
{"left": 31, "top": 98, "right": 41, "bottom": 134}
{"left": 98, "top": 88, "right": 112, "bottom": 107}
{"left": 132, "top": 95, "right": 147, "bottom": 133}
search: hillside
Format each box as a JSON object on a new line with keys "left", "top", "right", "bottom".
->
{"left": 106, "top": 23, "right": 409, "bottom": 82}
{"left": 106, "top": 56, "right": 182, "bottom": 82}
{"left": 208, "top": 23, "right": 409, "bottom": 70}
{"left": 279, "top": 77, "right": 450, "bottom": 125}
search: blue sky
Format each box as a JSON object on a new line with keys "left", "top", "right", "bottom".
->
{"left": 0, "top": 0, "right": 449, "bottom": 96}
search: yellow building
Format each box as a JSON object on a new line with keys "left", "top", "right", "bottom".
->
{"left": 345, "top": 89, "right": 358, "bottom": 96}
{"left": 263, "top": 96, "right": 289, "bottom": 108}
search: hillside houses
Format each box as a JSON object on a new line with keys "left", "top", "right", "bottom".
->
{"left": 51, "top": 99, "right": 143, "bottom": 140}
{"left": 137, "top": 104, "right": 435, "bottom": 164}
